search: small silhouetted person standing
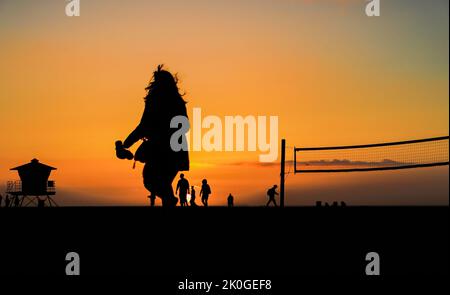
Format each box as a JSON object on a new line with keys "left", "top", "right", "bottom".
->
{"left": 190, "top": 186, "right": 197, "bottom": 207}
{"left": 266, "top": 185, "right": 278, "bottom": 207}
{"left": 200, "top": 179, "right": 211, "bottom": 207}
{"left": 176, "top": 173, "right": 190, "bottom": 207}
{"left": 227, "top": 194, "right": 234, "bottom": 207}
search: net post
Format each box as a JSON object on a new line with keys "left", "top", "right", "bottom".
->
{"left": 294, "top": 146, "right": 297, "bottom": 174}
{"left": 280, "top": 139, "right": 286, "bottom": 207}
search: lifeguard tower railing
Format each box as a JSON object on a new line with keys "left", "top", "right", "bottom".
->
{"left": 6, "top": 180, "right": 56, "bottom": 195}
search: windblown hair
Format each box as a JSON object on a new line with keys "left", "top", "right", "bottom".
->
{"left": 144, "top": 65, "right": 186, "bottom": 105}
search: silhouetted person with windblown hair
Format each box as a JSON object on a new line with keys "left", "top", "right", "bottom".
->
{"left": 200, "top": 179, "right": 211, "bottom": 207}
{"left": 176, "top": 174, "right": 190, "bottom": 207}
{"left": 116, "top": 65, "right": 189, "bottom": 207}
{"left": 266, "top": 185, "right": 278, "bottom": 207}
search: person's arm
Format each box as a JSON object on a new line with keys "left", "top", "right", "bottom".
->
{"left": 176, "top": 181, "right": 180, "bottom": 194}
{"left": 123, "top": 127, "right": 142, "bottom": 149}
{"left": 123, "top": 103, "right": 150, "bottom": 149}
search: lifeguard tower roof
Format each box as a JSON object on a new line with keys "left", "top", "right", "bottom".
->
{"left": 10, "top": 158, "right": 56, "bottom": 171}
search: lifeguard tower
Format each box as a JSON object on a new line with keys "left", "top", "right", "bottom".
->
{"left": 5, "top": 158, "right": 57, "bottom": 207}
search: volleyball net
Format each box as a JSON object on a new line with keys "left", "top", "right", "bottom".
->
{"left": 294, "top": 136, "right": 449, "bottom": 173}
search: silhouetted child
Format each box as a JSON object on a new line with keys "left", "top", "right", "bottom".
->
{"left": 190, "top": 186, "right": 197, "bottom": 207}
{"left": 176, "top": 174, "right": 190, "bottom": 207}
{"left": 266, "top": 185, "right": 278, "bottom": 207}
{"left": 200, "top": 179, "right": 211, "bottom": 207}
{"left": 227, "top": 194, "right": 234, "bottom": 207}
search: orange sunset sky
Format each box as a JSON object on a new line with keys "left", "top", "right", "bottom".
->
{"left": 0, "top": 0, "right": 448, "bottom": 206}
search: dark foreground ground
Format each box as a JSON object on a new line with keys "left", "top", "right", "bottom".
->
{"left": 0, "top": 206, "right": 448, "bottom": 290}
